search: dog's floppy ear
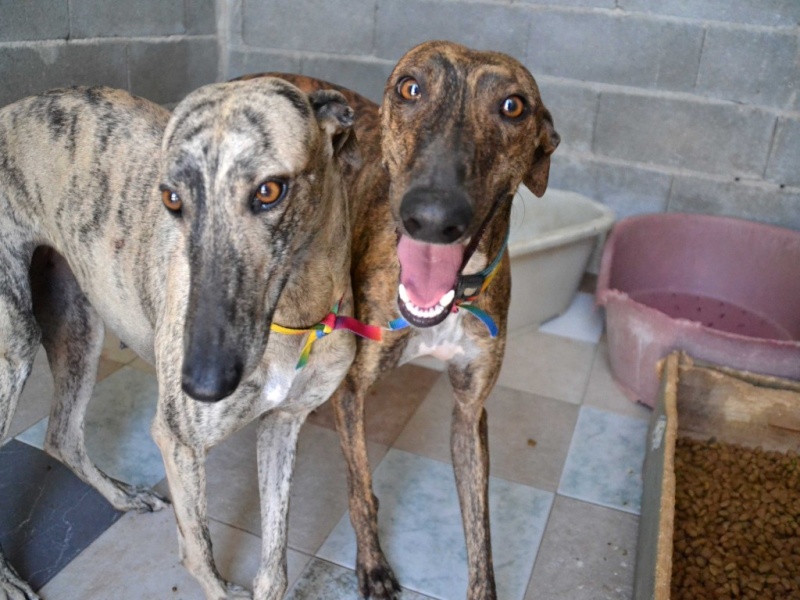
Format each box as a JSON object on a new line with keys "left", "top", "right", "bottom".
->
{"left": 523, "top": 107, "right": 560, "bottom": 197}
{"left": 309, "top": 89, "right": 361, "bottom": 171}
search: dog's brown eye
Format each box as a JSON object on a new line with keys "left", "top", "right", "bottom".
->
{"left": 161, "top": 188, "right": 182, "bottom": 212}
{"left": 501, "top": 95, "right": 525, "bottom": 119}
{"left": 397, "top": 77, "right": 421, "bottom": 101}
{"left": 253, "top": 180, "right": 287, "bottom": 209}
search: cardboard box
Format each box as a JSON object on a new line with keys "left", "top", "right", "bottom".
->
{"left": 634, "top": 352, "right": 800, "bottom": 599}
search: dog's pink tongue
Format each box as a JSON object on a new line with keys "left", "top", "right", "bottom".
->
{"left": 397, "top": 235, "right": 463, "bottom": 308}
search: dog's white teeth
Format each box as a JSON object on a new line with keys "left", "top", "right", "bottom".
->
{"left": 398, "top": 284, "right": 410, "bottom": 303}
{"left": 403, "top": 298, "right": 445, "bottom": 320}
{"left": 399, "top": 285, "right": 451, "bottom": 320}
{"left": 439, "top": 290, "right": 455, "bottom": 307}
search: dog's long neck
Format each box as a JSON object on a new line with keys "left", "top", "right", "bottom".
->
{"left": 272, "top": 182, "right": 351, "bottom": 329}
{"left": 482, "top": 195, "right": 513, "bottom": 265}
{"left": 461, "top": 192, "right": 513, "bottom": 278}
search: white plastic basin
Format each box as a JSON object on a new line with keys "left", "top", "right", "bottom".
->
{"left": 507, "top": 186, "right": 615, "bottom": 332}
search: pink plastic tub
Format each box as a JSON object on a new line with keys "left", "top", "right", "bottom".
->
{"left": 597, "top": 213, "right": 800, "bottom": 407}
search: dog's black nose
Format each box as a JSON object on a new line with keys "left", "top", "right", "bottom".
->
{"left": 400, "top": 188, "right": 473, "bottom": 244}
{"left": 181, "top": 355, "right": 243, "bottom": 403}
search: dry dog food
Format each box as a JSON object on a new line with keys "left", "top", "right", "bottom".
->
{"left": 670, "top": 437, "right": 800, "bottom": 599}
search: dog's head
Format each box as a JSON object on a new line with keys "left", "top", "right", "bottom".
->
{"left": 380, "top": 40, "right": 560, "bottom": 327}
{"left": 159, "top": 78, "right": 357, "bottom": 402}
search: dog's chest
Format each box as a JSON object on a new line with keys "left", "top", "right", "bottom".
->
{"left": 400, "top": 312, "right": 479, "bottom": 366}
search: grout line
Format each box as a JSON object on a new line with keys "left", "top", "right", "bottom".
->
{"left": 762, "top": 114, "right": 782, "bottom": 180}
{"left": 555, "top": 148, "right": 800, "bottom": 192}
{"left": 577, "top": 342, "right": 602, "bottom": 405}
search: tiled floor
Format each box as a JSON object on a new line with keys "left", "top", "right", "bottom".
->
{"left": 0, "top": 292, "right": 653, "bottom": 599}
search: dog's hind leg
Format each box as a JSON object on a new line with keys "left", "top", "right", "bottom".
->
{"left": 30, "top": 248, "right": 168, "bottom": 513}
{"left": 0, "top": 242, "right": 43, "bottom": 600}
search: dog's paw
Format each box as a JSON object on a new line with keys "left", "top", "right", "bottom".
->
{"left": 113, "top": 483, "right": 171, "bottom": 513}
{"left": 357, "top": 561, "right": 402, "bottom": 600}
{"left": 223, "top": 582, "right": 252, "bottom": 599}
{"left": 0, "top": 558, "right": 39, "bottom": 600}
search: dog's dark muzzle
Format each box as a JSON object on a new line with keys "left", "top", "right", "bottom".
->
{"left": 181, "top": 327, "right": 245, "bottom": 403}
{"left": 180, "top": 278, "right": 250, "bottom": 403}
{"left": 399, "top": 187, "right": 473, "bottom": 244}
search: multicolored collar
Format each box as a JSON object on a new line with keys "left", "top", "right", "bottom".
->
{"left": 270, "top": 299, "right": 383, "bottom": 369}
{"left": 271, "top": 226, "right": 508, "bottom": 367}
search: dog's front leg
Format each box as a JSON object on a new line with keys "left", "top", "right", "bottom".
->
{"left": 448, "top": 349, "right": 504, "bottom": 600}
{"left": 252, "top": 409, "right": 308, "bottom": 600}
{"left": 152, "top": 412, "right": 251, "bottom": 600}
{"left": 332, "top": 377, "right": 402, "bottom": 600}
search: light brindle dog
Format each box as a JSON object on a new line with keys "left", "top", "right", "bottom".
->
{"left": 0, "top": 78, "right": 359, "bottom": 599}
{"left": 240, "top": 40, "right": 560, "bottom": 599}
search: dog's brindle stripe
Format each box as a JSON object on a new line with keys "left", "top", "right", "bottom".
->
{"left": 0, "top": 79, "right": 359, "bottom": 599}
{"left": 240, "top": 40, "right": 559, "bottom": 600}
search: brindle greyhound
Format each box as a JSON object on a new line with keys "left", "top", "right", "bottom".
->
{"left": 239, "top": 40, "right": 560, "bottom": 599}
{"left": 0, "top": 79, "right": 359, "bottom": 599}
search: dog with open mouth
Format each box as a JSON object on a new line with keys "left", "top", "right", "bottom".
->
{"left": 240, "top": 39, "right": 559, "bottom": 599}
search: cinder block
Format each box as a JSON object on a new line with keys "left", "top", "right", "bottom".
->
{"left": 242, "top": 0, "right": 374, "bottom": 55}
{"left": 0, "top": 0, "right": 69, "bottom": 42}
{"left": 185, "top": 0, "right": 217, "bottom": 35}
{"left": 70, "top": 0, "right": 184, "bottom": 38}
{"left": 0, "top": 43, "right": 128, "bottom": 109}
{"left": 766, "top": 118, "right": 800, "bottom": 188}
{"left": 226, "top": 50, "right": 301, "bottom": 82}
{"left": 549, "top": 154, "right": 672, "bottom": 220}
{"left": 668, "top": 174, "right": 800, "bottom": 231}
{"left": 527, "top": 11, "right": 703, "bottom": 91}
{"left": 301, "top": 58, "right": 394, "bottom": 104}
{"left": 536, "top": 81, "right": 598, "bottom": 153}
{"left": 129, "top": 39, "right": 218, "bottom": 105}
{"left": 619, "top": 0, "right": 800, "bottom": 28}
{"left": 594, "top": 93, "right": 776, "bottom": 178}
{"left": 695, "top": 28, "right": 798, "bottom": 109}
{"left": 375, "top": 0, "right": 530, "bottom": 61}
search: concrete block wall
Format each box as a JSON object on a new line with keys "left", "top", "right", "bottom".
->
{"left": 2, "top": 2, "right": 798, "bottom": 231}
{"left": 0, "top": 0, "right": 219, "bottom": 108}
{"left": 222, "top": 0, "right": 800, "bottom": 231}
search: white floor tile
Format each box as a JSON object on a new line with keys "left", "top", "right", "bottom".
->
{"left": 16, "top": 366, "right": 163, "bottom": 487}
{"left": 538, "top": 292, "right": 605, "bottom": 344}
{"left": 558, "top": 406, "right": 648, "bottom": 514}
{"left": 39, "top": 508, "right": 310, "bottom": 599}
{"left": 317, "top": 449, "right": 553, "bottom": 600}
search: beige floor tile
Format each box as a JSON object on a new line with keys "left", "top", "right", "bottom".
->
{"left": 101, "top": 330, "right": 140, "bottom": 364}
{"left": 582, "top": 337, "right": 652, "bottom": 420}
{"left": 394, "top": 377, "right": 579, "bottom": 491}
{"left": 96, "top": 355, "right": 126, "bottom": 381}
{"left": 526, "top": 495, "right": 637, "bottom": 600}
{"left": 173, "top": 421, "right": 388, "bottom": 555}
{"left": 307, "top": 363, "right": 440, "bottom": 446}
{"left": 498, "top": 328, "right": 597, "bottom": 404}
{"left": 128, "top": 356, "right": 156, "bottom": 375}
{"left": 39, "top": 509, "right": 310, "bottom": 600}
